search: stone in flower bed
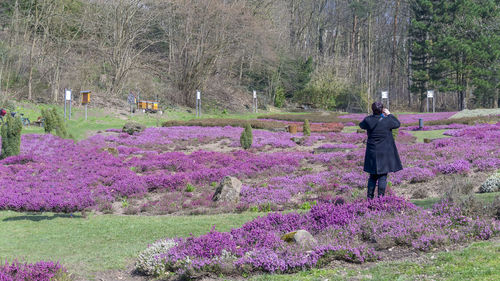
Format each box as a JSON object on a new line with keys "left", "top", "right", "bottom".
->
{"left": 122, "top": 121, "right": 145, "bottom": 135}
{"left": 136, "top": 197, "right": 499, "bottom": 278}
{"left": 281, "top": 229, "right": 317, "bottom": 248}
{"left": 0, "top": 260, "right": 68, "bottom": 281}
{"left": 212, "top": 176, "right": 242, "bottom": 203}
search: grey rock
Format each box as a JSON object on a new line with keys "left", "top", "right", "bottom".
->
{"left": 291, "top": 137, "right": 307, "bottom": 145}
{"left": 212, "top": 176, "right": 242, "bottom": 203}
{"left": 281, "top": 229, "right": 317, "bottom": 248}
{"left": 293, "top": 230, "right": 318, "bottom": 248}
{"left": 122, "top": 122, "right": 146, "bottom": 135}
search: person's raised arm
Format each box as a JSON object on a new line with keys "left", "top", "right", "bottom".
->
{"left": 383, "top": 108, "right": 400, "bottom": 129}
{"left": 359, "top": 117, "right": 368, "bottom": 130}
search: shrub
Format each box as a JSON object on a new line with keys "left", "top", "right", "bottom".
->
{"left": 479, "top": 172, "right": 500, "bottom": 193}
{"left": 162, "top": 119, "right": 286, "bottom": 131}
{"left": 258, "top": 113, "right": 355, "bottom": 124}
{"left": 0, "top": 260, "right": 67, "bottom": 281}
{"left": 136, "top": 239, "right": 177, "bottom": 276}
{"left": 51, "top": 108, "right": 68, "bottom": 138}
{"left": 303, "top": 119, "right": 311, "bottom": 136}
{"left": 185, "top": 183, "right": 195, "bottom": 192}
{"left": 41, "top": 108, "right": 55, "bottom": 134}
{"left": 41, "top": 108, "right": 68, "bottom": 138}
{"left": 1, "top": 114, "right": 22, "bottom": 160}
{"left": 438, "top": 160, "right": 471, "bottom": 174}
{"left": 240, "top": 123, "right": 253, "bottom": 150}
{"left": 274, "top": 86, "right": 285, "bottom": 108}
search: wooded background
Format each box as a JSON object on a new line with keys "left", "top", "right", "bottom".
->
{"left": 0, "top": 0, "right": 498, "bottom": 112}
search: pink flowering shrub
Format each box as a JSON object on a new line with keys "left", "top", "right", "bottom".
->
{"left": 0, "top": 260, "right": 66, "bottom": 281}
{"left": 438, "top": 160, "right": 471, "bottom": 174}
{"left": 139, "top": 197, "right": 499, "bottom": 277}
{"left": 0, "top": 123, "right": 498, "bottom": 213}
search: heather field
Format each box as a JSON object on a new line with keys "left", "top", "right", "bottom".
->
{"left": 1, "top": 110, "right": 499, "bottom": 280}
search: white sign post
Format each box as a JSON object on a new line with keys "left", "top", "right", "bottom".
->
{"left": 253, "top": 90, "right": 257, "bottom": 113}
{"left": 196, "top": 90, "right": 201, "bottom": 117}
{"left": 427, "top": 90, "right": 435, "bottom": 113}
{"left": 381, "top": 91, "right": 389, "bottom": 110}
{"left": 64, "top": 89, "right": 72, "bottom": 120}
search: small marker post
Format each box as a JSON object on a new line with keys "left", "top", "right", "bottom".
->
{"left": 381, "top": 91, "right": 389, "bottom": 110}
{"left": 196, "top": 90, "right": 201, "bottom": 117}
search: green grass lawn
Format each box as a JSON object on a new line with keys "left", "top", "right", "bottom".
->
{"left": 408, "top": 129, "right": 451, "bottom": 143}
{"left": 14, "top": 103, "right": 292, "bottom": 140}
{"left": 0, "top": 211, "right": 263, "bottom": 279}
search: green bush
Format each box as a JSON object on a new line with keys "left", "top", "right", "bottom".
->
{"left": 1, "top": 114, "right": 23, "bottom": 159}
{"left": 41, "top": 108, "right": 55, "bottom": 134}
{"left": 41, "top": 108, "right": 68, "bottom": 138}
{"left": 294, "top": 68, "right": 370, "bottom": 111}
{"left": 51, "top": 108, "right": 68, "bottom": 138}
{"left": 303, "top": 119, "right": 311, "bottom": 136}
{"left": 185, "top": 183, "right": 195, "bottom": 192}
{"left": 274, "top": 86, "right": 285, "bottom": 108}
{"left": 240, "top": 123, "right": 253, "bottom": 150}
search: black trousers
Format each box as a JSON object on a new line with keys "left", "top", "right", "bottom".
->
{"left": 367, "top": 173, "right": 387, "bottom": 199}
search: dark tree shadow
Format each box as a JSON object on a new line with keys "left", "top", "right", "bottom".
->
{"left": 3, "top": 213, "right": 83, "bottom": 222}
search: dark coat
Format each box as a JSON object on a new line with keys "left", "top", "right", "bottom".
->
{"left": 359, "top": 114, "right": 403, "bottom": 175}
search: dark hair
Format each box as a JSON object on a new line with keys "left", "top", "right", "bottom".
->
{"left": 371, "top": 102, "right": 384, "bottom": 115}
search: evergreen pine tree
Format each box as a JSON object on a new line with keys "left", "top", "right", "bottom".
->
{"left": 409, "top": 0, "right": 438, "bottom": 110}
{"left": 303, "top": 119, "right": 311, "bottom": 136}
{"left": 1, "top": 114, "right": 23, "bottom": 159}
{"left": 240, "top": 123, "right": 253, "bottom": 150}
{"left": 41, "top": 108, "right": 68, "bottom": 138}
{"left": 51, "top": 108, "right": 68, "bottom": 138}
{"left": 410, "top": 0, "right": 500, "bottom": 109}
{"left": 274, "top": 86, "right": 286, "bottom": 108}
{"left": 41, "top": 108, "right": 55, "bottom": 133}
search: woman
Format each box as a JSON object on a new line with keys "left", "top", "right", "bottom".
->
{"left": 359, "top": 102, "right": 402, "bottom": 199}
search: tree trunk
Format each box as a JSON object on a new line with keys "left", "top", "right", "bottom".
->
{"left": 28, "top": 37, "right": 36, "bottom": 101}
{"left": 494, "top": 87, "right": 499, "bottom": 108}
{"left": 52, "top": 59, "right": 60, "bottom": 103}
{"left": 389, "top": 0, "right": 400, "bottom": 109}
